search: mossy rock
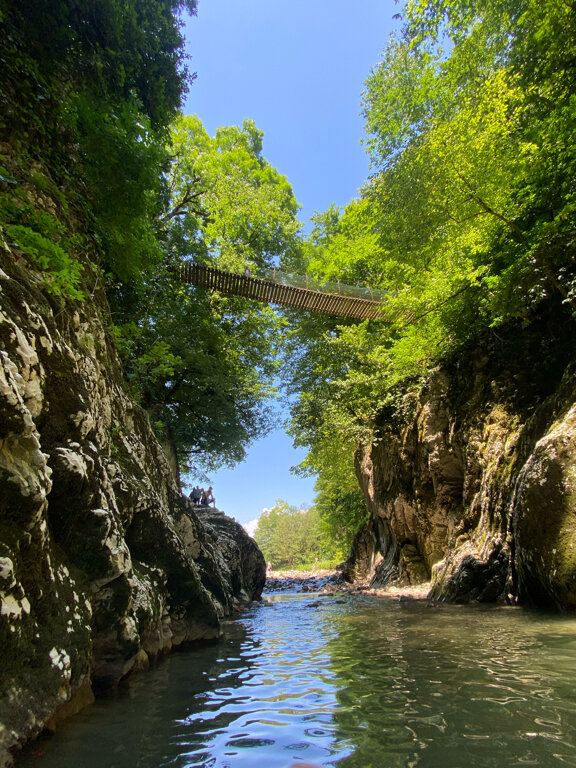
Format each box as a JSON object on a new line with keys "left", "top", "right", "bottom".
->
{"left": 514, "top": 407, "right": 576, "bottom": 609}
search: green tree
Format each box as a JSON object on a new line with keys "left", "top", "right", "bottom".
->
{"left": 281, "top": 0, "right": 576, "bottom": 553}
{"left": 0, "top": 0, "right": 197, "bottom": 290}
{"left": 254, "top": 501, "right": 339, "bottom": 568}
{"left": 361, "top": 0, "right": 576, "bottom": 324}
{"left": 166, "top": 115, "right": 301, "bottom": 273}
{"left": 111, "top": 116, "right": 302, "bottom": 474}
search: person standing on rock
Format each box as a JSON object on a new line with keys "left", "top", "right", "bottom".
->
{"left": 202, "top": 486, "right": 216, "bottom": 507}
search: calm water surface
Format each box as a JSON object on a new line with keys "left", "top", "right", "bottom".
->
{"left": 18, "top": 592, "right": 576, "bottom": 768}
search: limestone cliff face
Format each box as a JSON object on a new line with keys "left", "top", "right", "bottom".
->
{"left": 346, "top": 307, "right": 576, "bottom": 609}
{"left": 0, "top": 246, "right": 265, "bottom": 764}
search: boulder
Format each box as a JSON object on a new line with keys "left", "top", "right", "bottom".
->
{"left": 188, "top": 508, "right": 266, "bottom": 606}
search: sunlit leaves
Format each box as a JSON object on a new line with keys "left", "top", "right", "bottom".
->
{"left": 282, "top": 0, "right": 576, "bottom": 549}
{"left": 254, "top": 501, "right": 340, "bottom": 568}
{"left": 306, "top": 199, "right": 382, "bottom": 287}
{"left": 114, "top": 115, "right": 301, "bottom": 473}
{"left": 167, "top": 115, "right": 300, "bottom": 273}
{"left": 362, "top": 40, "right": 439, "bottom": 165}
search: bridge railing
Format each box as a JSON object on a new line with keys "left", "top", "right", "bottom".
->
{"left": 258, "top": 266, "right": 386, "bottom": 303}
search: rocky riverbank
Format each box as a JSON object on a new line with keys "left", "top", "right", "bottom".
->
{"left": 263, "top": 569, "right": 344, "bottom": 593}
{"left": 263, "top": 569, "right": 432, "bottom": 601}
{"left": 0, "top": 239, "right": 266, "bottom": 765}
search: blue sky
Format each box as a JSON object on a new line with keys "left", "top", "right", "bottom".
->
{"left": 181, "top": 1, "right": 399, "bottom": 525}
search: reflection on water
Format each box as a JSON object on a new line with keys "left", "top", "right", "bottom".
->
{"left": 16, "top": 593, "right": 576, "bottom": 768}
{"left": 327, "top": 601, "right": 576, "bottom": 767}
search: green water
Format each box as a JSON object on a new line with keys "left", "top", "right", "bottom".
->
{"left": 17, "top": 593, "right": 576, "bottom": 767}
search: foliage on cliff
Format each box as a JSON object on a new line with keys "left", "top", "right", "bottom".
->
{"left": 0, "top": 0, "right": 196, "bottom": 283}
{"left": 282, "top": 0, "right": 576, "bottom": 534}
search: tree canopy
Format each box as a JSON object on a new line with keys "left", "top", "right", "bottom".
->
{"left": 0, "top": 0, "right": 198, "bottom": 286}
{"left": 280, "top": 0, "right": 576, "bottom": 542}
{"left": 111, "top": 115, "right": 302, "bottom": 473}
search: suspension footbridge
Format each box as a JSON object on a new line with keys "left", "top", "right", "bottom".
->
{"left": 182, "top": 263, "right": 385, "bottom": 321}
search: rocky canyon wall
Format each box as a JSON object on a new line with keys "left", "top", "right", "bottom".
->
{"left": 346, "top": 305, "right": 576, "bottom": 610}
{"left": 0, "top": 240, "right": 265, "bottom": 764}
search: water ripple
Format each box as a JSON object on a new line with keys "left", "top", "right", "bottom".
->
{"left": 15, "top": 595, "right": 576, "bottom": 768}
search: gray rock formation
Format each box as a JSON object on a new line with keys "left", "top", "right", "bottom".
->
{"left": 345, "top": 314, "right": 576, "bottom": 609}
{"left": 0, "top": 245, "right": 265, "bottom": 765}
{"left": 190, "top": 508, "right": 266, "bottom": 606}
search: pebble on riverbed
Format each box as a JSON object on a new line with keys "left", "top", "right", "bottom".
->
{"left": 263, "top": 570, "right": 344, "bottom": 594}
{"left": 263, "top": 570, "right": 434, "bottom": 602}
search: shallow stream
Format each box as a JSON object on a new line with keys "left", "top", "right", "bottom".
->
{"left": 17, "top": 591, "right": 576, "bottom": 767}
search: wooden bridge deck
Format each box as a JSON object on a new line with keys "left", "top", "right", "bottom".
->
{"left": 182, "top": 263, "right": 384, "bottom": 321}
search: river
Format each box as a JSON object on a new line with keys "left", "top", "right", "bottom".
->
{"left": 16, "top": 590, "right": 576, "bottom": 768}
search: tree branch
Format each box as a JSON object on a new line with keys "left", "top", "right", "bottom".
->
{"left": 445, "top": 148, "right": 525, "bottom": 239}
{"left": 161, "top": 186, "right": 208, "bottom": 223}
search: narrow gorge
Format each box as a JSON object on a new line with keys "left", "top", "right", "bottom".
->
{"left": 3, "top": 0, "right": 576, "bottom": 765}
